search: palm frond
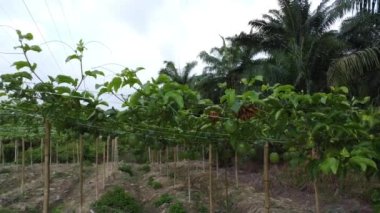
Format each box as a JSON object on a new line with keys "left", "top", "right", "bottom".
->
{"left": 328, "top": 47, "right": 380, "bottom": 85}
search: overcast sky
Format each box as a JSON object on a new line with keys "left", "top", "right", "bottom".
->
{"left": 0, "top": 0, "right": 325, "bottom": 106}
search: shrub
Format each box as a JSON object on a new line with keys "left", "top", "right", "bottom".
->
{"left": 91, "top": 186, "right": 142, "bottom": 213}
{"left": 119, "top": 164, "right": 133, "bottom": 176}
{"left": 139, "top": 164, "right": 150, "bottom": 173}
{"left": 168, "top": 202, "right": 186, "bottom": 213}
{"left": 148, "top": 176, "right": 162, "bottom": 189}
{"left": 154, "top": 193, "right": 174, "bottom": 207}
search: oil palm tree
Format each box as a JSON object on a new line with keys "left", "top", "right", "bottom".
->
{"left": 158, "top": 60, "right": 198, "bottom": 85}
{"left": 327, "top": 12, "right": 380, "bottom": 103}
{"left": 196, "top": 37, "right": 261, "bottom": 101}
{"left": 236, "top": 0, "right": 344, "bottom": 93}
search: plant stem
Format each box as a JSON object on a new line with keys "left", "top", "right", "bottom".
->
{"left": 79, "top": 134, "right": 84, "bottom": 213}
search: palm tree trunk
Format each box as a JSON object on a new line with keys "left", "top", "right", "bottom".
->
{"left": 103, "top": 140, "right": 106, "bottom": 189}
{"left": 43, "top": 118, "right": 51, "bottom": 213}
{"left": 216, "top": 150, "right": 219, "bottom": 179}
{"left": 202, "top": 145, "right": 205, "bottom": 173}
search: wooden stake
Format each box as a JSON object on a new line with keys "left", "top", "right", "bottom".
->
{"left": 312, "top": 148, "right": 320, "bottom": 213}
{"left": 202, "top": 145, "right": 205, "bottom": 173}
{"left": 56, "top": 139, "right": 59, "bottom": 164}
{"left": 216, "top": 150, "right": 219, "bottom": 179}
{"left": 30, "top": 140, "right": 33, "bottom": 166}
{"left": 106, "top": 135, "right": 110, "bottom": 178}
{"left": 95, "top": 136, "right": 100, "bottom": 200}
{"left": 187, "top": 159, "right": 191, "bottom": 203}
{"left": 42, "top": 119, "right": 51, "bottom": 213}
{"left": 209, "top": 144, "right": 213, "bottom": 213}
{"left": 14, "top": 140, "right": 18, "bottom": 164}
{"left": 21, "top": 138, "right": 25, "bottom": 194}
{"left": 235, "top": 150, "right": 239, "bottom": 188}
{"left": 0, "top": 140, "right": 3, "bottom": 165}
{"left": 166, "top": 146, "right": 169, "bottom": 177}
{"left": 173, "top": 146, "right": 177, "bottom": 186}
{"left": 263, "top": 142, "right": 270, "bottom": 213}
{"left": 103, "top": 139, "right": 106, "bottom": 189}
{"left": 79, "top": 134, "right": 84, "bottom": 213}
{"left": 148, "top": 146, "right": 151, "bottom": 164}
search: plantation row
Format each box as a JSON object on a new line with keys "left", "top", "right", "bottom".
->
{"left": 1, "top": 30, "right": 380, "bottom": 212}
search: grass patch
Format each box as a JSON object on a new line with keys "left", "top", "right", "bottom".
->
{"left": 168, "top": 201, "right": 186, "bottom": 213}
{"left": 119, "top": 164, "right": 133, "bottom": 176}
{"left": 154, "top": 193, "right": 174, "bottom": 207}
{"left": 148, "top": 176, "right": 162, "bottom": 189}
{"left": 91, "top": 186, "right": 142, "bottom": 213}
{"left": 138, "top": 164, "right": 150, "bottom": 173}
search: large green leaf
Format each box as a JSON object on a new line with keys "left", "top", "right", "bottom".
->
{"left": 349, "top": 156, "right": 377, "bottom": 172}
{"left": 12, "top": 61, "right": 29, "bottom": 70}
{"left": 164, "top": 91, "right": 184, "bottom": 108}
{"left": 320, "top": 157, "right": 339, "bottom": 174}
{"left": 55, "top": 75, "right": 76, "bottom": 86}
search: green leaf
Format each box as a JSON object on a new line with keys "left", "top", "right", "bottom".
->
{"left": 65, "top": 54, "right": 80, "bottom": 63}
{"left": 224, "top": 119, "right": 237, "bottom": 133}
{"left": 55, "top": 86, "right": 71, "bottom": 94}
{"left": 320, "top": 157, "right": 339, "bottom": 174}
{"left": 24, "top": 33, "right": 33, "bottom": 40}
{"left": 55, "top": 75, "right": 76, "bottom": 85}
{"left": 231, "top": 101, "right": 242, "bottom": 113}
{"left": 85, "top": 70, "right": 104, "bottom": 78}
{"left": 340, "top": 86, "right": 349, "bottom": 94}
{"left": 164, "top": 91, "right": 184, "bottom": 108}
{"left": 340, "top": 148, "right": 350, "bottom": 158}
{"left": 349, "top": 156, "right": 377, "bottom": 172}
{"left": 109, "top": 77, "right": 122, "bottom": 92}
{"left": 220, "top": 89, "right": 236, "bottom": 107}
{"left": 12, "top": 61, "right": 29, "bottom": 70}
{"left": 29, "top": 45, "right": 42, "bottom": 52}
{"left": 275, "top": 109, "right": 284, "bottom": 120}
{"left": 16, "top": 71, "right": 32, "bottom": 80}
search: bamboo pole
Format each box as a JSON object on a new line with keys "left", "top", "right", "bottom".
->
{"left": 263, "top": 142, "right": 270, "bottom": 213}
{"left": 209, "top": 144, "right": 213, "bottom": 213}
